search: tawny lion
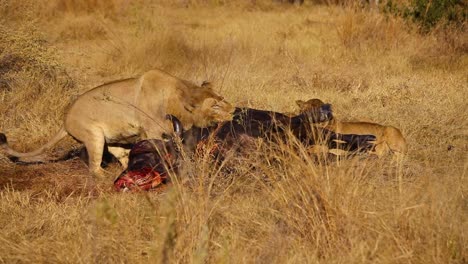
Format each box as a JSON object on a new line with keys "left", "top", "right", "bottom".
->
{"left": 296, "top": 98, "right": 407, "bottom": 159}
{"left": 0, "top": 69, "right": 235, "bottom": 176}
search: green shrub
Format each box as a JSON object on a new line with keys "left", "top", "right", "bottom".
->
{"left": 385, "top": 0, "right": 467, "bottom": 32}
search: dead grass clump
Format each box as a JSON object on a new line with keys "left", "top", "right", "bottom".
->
{"left": 0, "top": 24, "right": 74, "bottom": 91}
{"left": 99, "top": 31, "right": 189, "bottom": 76}
{"left": 0, "top": 138, "right": 466, "bottom": 262}
{"left": 165, "top": 0, "right": 275, "bottom": 9}
{"left": 333, "top": 3, "right": 466, "bottom": 71}
{"left": 100, "top": 27, "right": 244, "bottom": 78}
{"left": 52, "top": 0, "right": 130, "bottom": 17}
{"left": 336, "top": 8, "right": 412, "bottom": 52}
{"left": 56, "top": 15, "right": 108, "bottom": 41}
{"left": 0, "top": 0, "right": 40, "bottom": 23}
{"left": 409, "top": 25, "right": 468, "bottom": 71}
{"left": 309, "top": 0, "right": 356, "bottom": 6}
{"left": 0, "top": 21, "right": 75, "bottom": 148}
{"left": 0, "top": 187, "right": 97, "bottom": 263}
{"left": 0, "top": 73, "right": 74, "bottom": 148}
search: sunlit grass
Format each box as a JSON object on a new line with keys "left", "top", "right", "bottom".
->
{"left": 0, "top": 0, "right": 466, "bottom": 263}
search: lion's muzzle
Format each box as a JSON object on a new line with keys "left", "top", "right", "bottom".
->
{"left": 319, "top": 104, "right": 333, "bottom": 123}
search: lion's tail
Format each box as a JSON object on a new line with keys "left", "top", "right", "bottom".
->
{"left": 0, "top": 127, "right": 68, "bottom": 162}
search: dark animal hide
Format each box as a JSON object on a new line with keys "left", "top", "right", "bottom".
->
{"left": 113, "top": 115, "right": 182, "bottom": 192}
{"left": 327, "top": 131, "right": 377, "bottom": 153}
{"left": 113, "top": 138, "right": 180, "bottom": 192}
{"left": 182, "top": 105, "right": 334, "bottom": 153}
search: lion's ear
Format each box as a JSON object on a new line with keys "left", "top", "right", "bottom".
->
{"left": 296, "top": 100, "right": 305, "bottom": 108}
{"left": 201, "top": 81, "right": 213, "bottom": 90}
{"left": 310, "top": 98, "right": 325, "bottom": 107}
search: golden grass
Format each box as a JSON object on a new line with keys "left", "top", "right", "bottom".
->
{"left": 0, "top": 0, "right": 467, "bottom": 263}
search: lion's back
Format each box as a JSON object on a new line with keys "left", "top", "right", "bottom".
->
{"left": 336, "top": 121, "right": 385, "bottom": 136}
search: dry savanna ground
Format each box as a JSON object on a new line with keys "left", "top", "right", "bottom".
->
{"left": 0, "top": 0, "right": 467, "bottom": 263}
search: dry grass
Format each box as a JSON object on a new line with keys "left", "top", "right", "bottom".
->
{"left": 0, "top": 0, "right": 467, "bottom": 263}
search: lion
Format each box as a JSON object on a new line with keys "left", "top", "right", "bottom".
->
{"left": 0, "top": 69, "right": 235, "bottom": 176}
{"left": 296, "top": 98, "right": 407, "bottom": 159}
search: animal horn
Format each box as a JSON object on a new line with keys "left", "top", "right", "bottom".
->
{"left": 165, "top": 115, "right": 184, "bottom": 137}
{"left": 0, "top": 133, "right": 7, "bottom": 145}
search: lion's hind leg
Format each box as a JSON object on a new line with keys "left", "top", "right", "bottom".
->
{"left": 372, "top": 141, "right": 390, "bottom": 158}
{"left": 108, "top": 147, "right": 130, "bottom": 168}
{"left": 390, "top": 148, "right": 406, "bottom": 166}
{"left": 385, "top": 127, "right": 407, "bottom": 160}
{"left": 79, "top": 130, "right": 107, "bottom": 177}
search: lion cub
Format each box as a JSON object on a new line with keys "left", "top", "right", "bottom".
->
{"left": 296, "top": 99, "right": 407, "bottom": 159}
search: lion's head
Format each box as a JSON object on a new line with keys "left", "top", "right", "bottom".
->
{"left": 296, "top": 98, "right": 325, "bottom": 112}
{"left": 178, "top": 81, "right": 235, "bottom": 128}
{"left": 192, "top": 97, "right": 235, "bottom": 127}
{"left": 296, "top": 98, "right": 333, "bottom": 123}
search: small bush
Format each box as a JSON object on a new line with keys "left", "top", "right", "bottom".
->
{"left": 385, "top": 0, "right": 467, "bottom": 32}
